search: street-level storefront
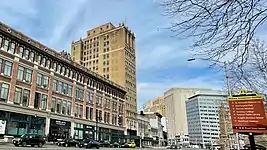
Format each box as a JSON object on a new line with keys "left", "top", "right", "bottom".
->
{"left": 142, "top": 137, "right": 153, "bottom": 147}
{"left": 0, "top": 110, "right": 45, "bottom": 138}
{"left": 49, "top": 119, "right": 71, "bottom": 141}
{"left": 74, "top": 123, "right": 94, "bottom": 140}
{"left": 110, "top": 129, "right": 124, "bottom": 143}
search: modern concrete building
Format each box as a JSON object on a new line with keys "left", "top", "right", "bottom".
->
{"left": 164, "top": 88, "right": 211, "bottom": 140}
{"left": 0, "top": 22, "right": 126, "bottom": 143}
{"left": 70, "top": 22, "right": 137, "bottom": 135}
{"left": 186, "top": 90, "right": 227, "bottom": 149}
{"left": 142, "top": 96, "right": 165, "bottom": 116}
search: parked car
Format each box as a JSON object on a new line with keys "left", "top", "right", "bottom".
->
{"left": 83, "top": 140, "right": 100, "bottom": 149}
{"left": 99, "top": 140, "right": 111, "bottom": 147}
{"left": 57, "top": 138, "right": 79, "bottom": 147}
{"left": 166, "top": 145, "right": 178, "bottom": 149}
{"left": 127, "top": 142, "right": 136, "bottom": 148}
{"left": 112, "top": 142, "right": 120, "bottom": 148}
{"left": 12, "top": 134, "right": 46, "bottom": 147}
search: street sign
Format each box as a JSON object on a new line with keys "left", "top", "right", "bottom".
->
{"left": 229, "top": 91, "right": 267, "bottom": 133}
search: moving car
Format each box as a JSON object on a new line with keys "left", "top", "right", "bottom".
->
{"left": 12, "top": 134, "right": 46, "bottom": 147}
{"left": 57, "top": 138, "right": 79, "bottom": 147}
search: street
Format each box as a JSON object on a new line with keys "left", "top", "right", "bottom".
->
{"left": 0, "top": 144, "right": 167, "bottom": 150}
{"left": 0, "top": 144, "right": 203, "bottom": 150}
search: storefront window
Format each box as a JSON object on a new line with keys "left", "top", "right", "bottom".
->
{"left": 22, "top": 89, "right": 30, "bottom": 107}
{"left": 14, "top": 87, "right": 22, "bottom": 105}
{"left": 41, "top": 94, "right": 47, "bottom": 110}
{"left": 0, "top": 83, "right": 9, "bottom": 102}
{"left": 51, "top": 98, "right": 56, "bottom": 112}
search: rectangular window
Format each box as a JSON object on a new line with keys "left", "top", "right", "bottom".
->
{"left": 0, "top": 36, "right": 2, "bottom": 46}
{"left": 34, "top": 92, "right": 41, "bottom": 109}
{"left": 24, "top": 49, "right": 29, "bottom": 60}
{"left": 58, "top": 82, "right": 63, "bottom": 93}
{"left": 51, "top": 97, "right": 56, "bottom": 112}
{"left": 53, "top": 80, "right": 57, "bottom": 91}
{"left": 29, "top": 52, "right": 34, "bottom": 62}
{"left": 90, "top": 108, "right": 93, "bottom": 120}
{"left": 19, "top": 47, "right": 24, "bottom": 57}
{"left": 10, "top": 43, "right": 15, "bottom": 54}
{"left": 3, "top": 39, "right": 9, "bottom": 51}
{"left": 22, "top": 89, "right": 30, "bottom": 107}
{"left": 17, "top": 66, "right": 24, "bottom": 81}
{"left": 63, "top": 84, "right": 68, "bottom": 95}
{"left": 0, "top": 59, "right": 2, "bottom": 73}
{"left": 41, "top": 94, "right": 47, "bottom": 110}
{"left": 36, "top": 73, "right": 42, "bottom": 86}
{"left": 62, "top": 100, "right": 66, "bottom": 115}
{"left": 68, "top": 85, "right": 72, "bottom": 96}
{"left": 25, "top": 69, "right": 32, "bottom": 83}
{"left": 4, "top": 61, "right": 12, "bottom": 76}
{"left": 67, "top": 101, "right": 71, "bottom": 115}
{"left": 0, "top": 83, "right": 9, "bottom": 102}
{"left": 14, "top": 87, "right": 22, "bottom": 105}
{"left": 79, "top": 105, "right": 83, "bottom": 118}
{"left": 56, "top": 99, "right": 62, "bottom": 113}
{"left": 43, "top": 76, "right": 49, "bottom": 89}
{"left": 75, "top": 103, "right": 78, "bottom": 117}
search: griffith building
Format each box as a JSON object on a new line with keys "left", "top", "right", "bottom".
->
{"left": 0, "top": 22, "right": 126, "bottom": 143}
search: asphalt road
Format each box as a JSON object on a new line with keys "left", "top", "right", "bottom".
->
{"left": 0, "top": 144, "right": 167, "bottom": 150}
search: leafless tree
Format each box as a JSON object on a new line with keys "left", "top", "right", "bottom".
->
{"left": 229, "top": 39, "right": 267, "bottom": 93}
{"left": 160, "top": 0, "right": 267, "bottom": 67}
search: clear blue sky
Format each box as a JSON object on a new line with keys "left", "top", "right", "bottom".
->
{"left": 0, "top": 0, "right": 228, "bottom": 108}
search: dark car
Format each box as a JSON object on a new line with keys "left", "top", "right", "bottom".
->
{"left": 12, "top": 134, "right": 46, "bottom": 147}
{"left": 99, "top": 140, "right": 111, "bottom": 147}
{"left": 83, "top": 140, "right": 100, "bottom": 149}
{"left": 112, "top": 142, "right": 120, "bottom": 148}
{"left": 57, "top": 138, "right": 79, "bottom": 147}
{"left": 167, "top": 145, "right": 178, "bottom": 149}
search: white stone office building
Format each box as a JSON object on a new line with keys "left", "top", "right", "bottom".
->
{"left": 164, "top": 88, "right": 211, "bottom": 141}
{"left": 186, "top": 90, "right": 227, "bottom": 148}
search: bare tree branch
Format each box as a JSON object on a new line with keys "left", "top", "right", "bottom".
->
{"left": 159, "top": 0, "right": 267, "bottom": 67}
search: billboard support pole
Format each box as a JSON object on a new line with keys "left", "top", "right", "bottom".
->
{"left": 248, "top": 133, "right": 256, "bottom": 150}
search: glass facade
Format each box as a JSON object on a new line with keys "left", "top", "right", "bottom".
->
{"left": 0, "top": 110, "right": 45, "bottom": 137}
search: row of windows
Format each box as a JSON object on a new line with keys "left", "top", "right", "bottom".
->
{"left": 0, "top": 82, "right": 123, "bottom": 126}
{"left": 0, "top": 34, "right": 124, "bottom": 99}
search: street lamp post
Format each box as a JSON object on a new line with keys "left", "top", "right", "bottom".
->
{"left": 187, "top": 58, "right": 240, "bottom": 150}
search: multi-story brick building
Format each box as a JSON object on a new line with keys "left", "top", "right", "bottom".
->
{"left": 0, "top": 22, "right": 126, "bottom": 143}
{"left": 70, "top": 22, "right": 137, "bottom": 136}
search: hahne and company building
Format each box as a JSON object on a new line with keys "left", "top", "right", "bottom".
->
{"left": 0, "top": 22, "right": 126, "bottom": 142}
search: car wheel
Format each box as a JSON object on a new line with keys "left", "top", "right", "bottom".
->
{"left": 96, "top": 146, "right": 100, "bottom": 149}
{"left": 14, "top": 144, "right": 19, "bottom": 147}
{"left": 38, "top": 143, "right": 43, "bottom": 147}
{"left": 21, "top": 142, "right": 27, "bottom": 147}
